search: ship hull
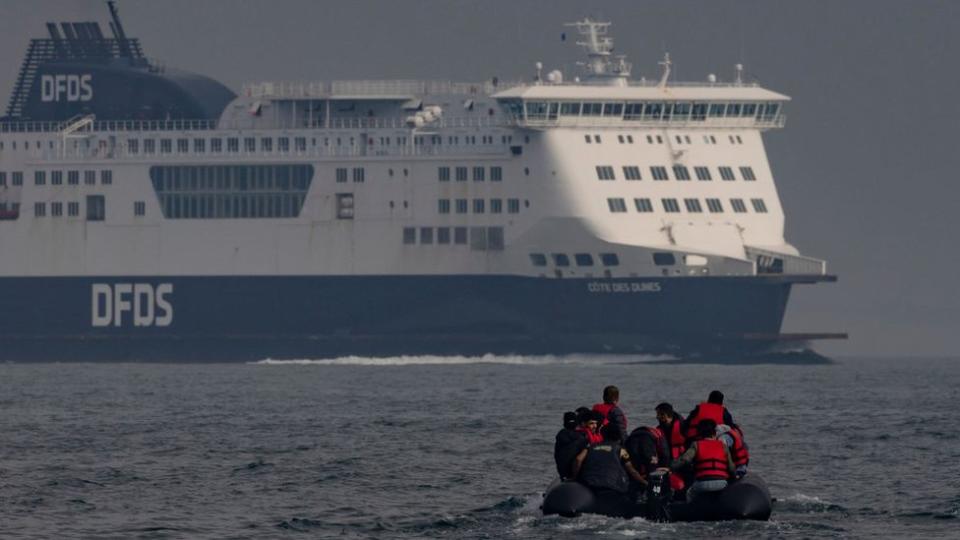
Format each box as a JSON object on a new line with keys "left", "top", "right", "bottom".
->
{"left": 0, "top": 274, "right": 793, "bottom": 361}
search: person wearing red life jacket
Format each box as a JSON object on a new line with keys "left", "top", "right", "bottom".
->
{"left": 655, "top": 402, "right": 687, "bottom": 493}
{"left": 667, "top": 419, "right": 736, "bottom": 501}
{"left": 684, "top": 390, "right": 736, "bottom": 440}
{"left": 592, "top": 385, "right": 628, "bottom": 440}
{"left": 574, "top": 408, "right": 603, "bottom": 446}
{"left": 717, "top": 424, "right": 749, "bottom": 478}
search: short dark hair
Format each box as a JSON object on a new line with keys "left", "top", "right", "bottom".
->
{"left": 590, "top": 410, "right": 605, "bottom": 423}
{"left": 577, "top": 410, "right": 594, "bottom": 425}
{"left": 603, "top": 385, "right": 620, "bottom": 404}
{"left": 708, "top": 390, "right": 724, "bottom": 405}
{"left": 697, "top": 419, "right": 718, "bottom": 438}
{"left": 655, "top": 402, "right": 674, "bottom": 415}
{"left": 563, "top": 411, "right": 578, "bottom": 429}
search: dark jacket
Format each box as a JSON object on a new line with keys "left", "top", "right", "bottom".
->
{"left": 554, "top": 428, "right": 587, "bottom": 479}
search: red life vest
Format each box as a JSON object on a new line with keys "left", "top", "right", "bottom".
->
{"left": 726, "top": 427, "right": 749, "bottom": 467}
{"left": 664, "top": 419, "right": 686, "bottom": 491}
{"left": 685, "top": 402, "right": 725, "bottom": 439}
{"left": 693, "top": 439, "right": 731, "bottom": 481}
{"left": 576, "top": 426, "right": 603, "bottom": 445}
{"left": 592, "top": 402, "right": 627, "bottom": 432}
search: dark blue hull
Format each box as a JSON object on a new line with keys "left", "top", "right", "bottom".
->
{"left": 0, "top": 274, "right": 794, "bottom": 361}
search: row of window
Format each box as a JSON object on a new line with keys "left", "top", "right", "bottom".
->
{"left": 596, "top": 165, "right": 756, "bottom": 182}
{"left": 437, "top": 166, "right": 504, "bottom": 182}
{"left": 530, "top": 252, "right": 620, "bottom": 268}
{"left": 402, "top": 226, "right": 505, "bottom": 251}
{"left": 587, "top": 133, "right": 744, "bottom": 146}
{"left": 10, "top": 170, "right": 112, "bottom": 187}
{"left": 437, "top": 198, "right": 525, "bottom": 215}
{"left": 158, "top": 193, "right": 307, "bottom": 219}
{"left": 510, "top": 100, "right": 781, "bottom": 123}
{"left": 607, "top": 197, "right": 769, "bottom": 214}
{"left": 31, "top": 195, "right": 106, "bottom": 220}
{"left": 149, "top": 165, "right": 313, "bottom": 193}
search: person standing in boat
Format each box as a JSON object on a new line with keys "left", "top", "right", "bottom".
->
{"left": 592, "top": 385, "right": 628, "bottom": 440}
{"left": 666, "top": 419, "right": 736, "bottom": 501}
{"left": 684, "top": 390, "right": 736, "bottom": 439}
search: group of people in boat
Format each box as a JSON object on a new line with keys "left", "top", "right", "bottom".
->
{"left": 553, "top": 385, "right": 750, "bottom": 503}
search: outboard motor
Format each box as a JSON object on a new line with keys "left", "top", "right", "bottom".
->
{"left": 644, "top": 470, "right": 673, "bottom": 521}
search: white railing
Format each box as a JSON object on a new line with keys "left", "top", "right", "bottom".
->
{"left": 242, "top": 79, "right": 514, "bottom": 99}
{"left": 0, "top": 118, "right": 217, "bottom": 134}
{"left": 516, "top": 114, "right": 786, "bottom": 130}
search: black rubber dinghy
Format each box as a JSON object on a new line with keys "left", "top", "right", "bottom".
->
{"left": 541, "top": 471, "right": 772, "bottom": 522}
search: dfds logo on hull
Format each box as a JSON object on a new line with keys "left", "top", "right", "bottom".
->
{"left": 41, "top": 74, "right": 93, "bottom": 102}
{"left": 91, "top": 283, "right": 173, "bottom": 327}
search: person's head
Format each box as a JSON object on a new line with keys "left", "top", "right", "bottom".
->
{"left": 655, "top": 402, "right": 675, "bottom": 424}
{"left": 563, "top": 411, "right": 578, "bottom": 430}
{"left": 602, "top": 385, "right": 620, "bottom": 405}
{"left": 708, "top": 390, "right": 724, "bottom": 405}
{"left": 578, "top": 410, "right": 598, "bottom": 432}
{"left": 697, "top": 419, "right": 718, "bottom": 439}
{"left": 601, "top": 422, "right": 622, "bottom": 442}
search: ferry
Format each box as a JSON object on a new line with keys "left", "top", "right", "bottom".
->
{"left": 0, "top": 3, "right": 843, "bottom": 360}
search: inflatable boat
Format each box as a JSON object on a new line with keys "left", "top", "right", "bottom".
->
{"left": 541, "top": 471, "right": 772, "bottom": 522}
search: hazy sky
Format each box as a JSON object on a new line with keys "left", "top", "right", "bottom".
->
{"left": 1, "top": 0, "right": 957, "bottom": 357}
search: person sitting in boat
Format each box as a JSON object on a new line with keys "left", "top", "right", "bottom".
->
{"left": 668, "top": 419, "right": 736, "bottom": 501}
{"left": 575, "top": 408, "right": 603, "bottom": 445}
{"left": 684, "top": 390, "right": 736, "bottom": 440}
{"left": 592, "top": 385, "right": 628, "bottom": 440}
{"left": 624, "top": 424, "right": 667, "bottom": 497}
{"left": 716, "top": 424, "right": 750, "bottom": 478}
{"left": 655, "top": 402, "right": 688, "bottom": 493}
{"left": 554, "top": 411, "right": 588, "bottom": 480}
{"left": 571, "top": 423, "right": 646, "bottom": 496}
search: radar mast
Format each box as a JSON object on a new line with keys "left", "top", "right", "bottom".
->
{"left": 564, "top": 18, "right": 632, "bottom": 86}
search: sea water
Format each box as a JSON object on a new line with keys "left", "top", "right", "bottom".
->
{"left": 0, "top": 356, "right": 957, "bottom": 538}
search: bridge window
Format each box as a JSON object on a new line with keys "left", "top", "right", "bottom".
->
{"left": 552, "top": 253, "right": 570, "bottom": 267}
{"left": 582, "top": 102, "right": 603, "bottom": 116}
{"left": 718, "top": 166, "right": 735, "bottom": 181}
{"left": 694, "top": 166, "right": 712, "bottom": 181}
{"left": 673, "top": 102, "right": 691, "bottom": 121}
{"left": 530, "top": 253, "right": 548, "bottom": 267}
{"left": 706, "top": 198, "right": 724, "bottom": 213}
{"left": 692, "top": 103, "right": 708, "bottom": 121}
{"left": 634, "top": 198, "right": 653, "bottom": 212}
{"left": 650, "top": 166, "right": 669, "bottom": 181}
{"left": 751, "top": 198, "right": 769, "bottom": 213}
{"left": 730, "top": 198, "right": 747, "bottom": 213}
{"left": 727, "top": 103, "right": 742, "bottom": 116}
{"left": 603, "top": 103, "right": 623, "bottom": 116}
{"left": 653, "top": 252, "right": 676, "bottom": 266}
{"left": 623, "top": 166, "right": 641, "bottom": 180}
{"left": 624, "top": 102, "right": 644, "bottom": 120}
{"left": 644, "top": 103, "right": 663, "bottom": 120}
{"left": 607, "top": 198, "right": 627, "bottom": 213}
{"left": 596, "top": 166, "right": 616, "bottom": 181}
{"left": 661, "top": 198, "right": 680, "bottom": 213}
{"left": 684, "top": 198, "right": 703, "bottom": 213}
{"left": 740, "top": 166, "right": 757, "bottom": 181}
{"left": 560, "top": 102, "right": 581, "bottom": 116}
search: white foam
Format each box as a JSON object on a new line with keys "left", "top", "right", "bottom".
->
{"left": 250, "top": 354, "right": 655, "bottom": 366}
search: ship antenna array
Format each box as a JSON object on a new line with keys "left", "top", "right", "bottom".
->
{"left": 564, "top": 18, "right": 631, "bottom": 85}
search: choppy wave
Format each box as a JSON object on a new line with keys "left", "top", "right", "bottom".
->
{"left": 251, "top": 354, "right": 651, "bottom": 366}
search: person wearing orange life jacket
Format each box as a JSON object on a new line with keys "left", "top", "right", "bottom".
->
{"left": 655, "top": 402, "right": 687, "bottom": 493}
{"left": 717, "top": 424, "right": 749, "bottom": 478}
{"left": 592, "top": 385, "right": 627, "bottom": 441}
{"left": 667, "top": 419, "right": 736, "bottom": 501}
{"left": 684, "top": 390, "right": 736, "bottom": 440}
{"left": 574, "top": 408, "right": 603, "bottom": 446}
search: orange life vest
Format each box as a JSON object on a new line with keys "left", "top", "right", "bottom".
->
{"left": 685, "top": 402, "right": 725, "bottom": 439}
{"left": 693, "top": 439, "right": 730, "bottom": 481}
{"left": 727, "top": 427, "right": 749, "bottom": 467}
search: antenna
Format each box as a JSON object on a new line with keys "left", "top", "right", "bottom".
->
{"left": 106, "top": 0, "right": 132, "bottom": 57}
{"left": 563, "top": 18, "right": 631, "bottom": 86}
{"left": 658, "top": 52, "right": 672, "bottom": 88}
{"left": 735, "top": 63, "right": 744, "bottom": 86}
